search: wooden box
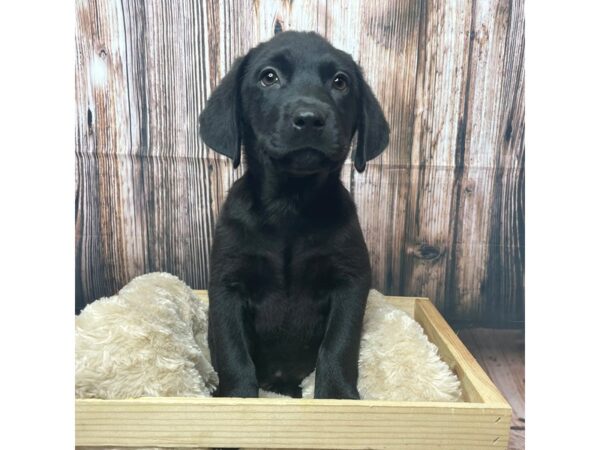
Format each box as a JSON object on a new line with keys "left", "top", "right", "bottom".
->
{"left": 76, "top": 293, "right": 511, "bottom": 449}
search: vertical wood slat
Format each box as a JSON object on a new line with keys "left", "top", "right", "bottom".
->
{"left": 402, "top": 0, "right": 473, "bottom": 316}
{"left": 352, "top": 0, "right": 422, "bottom": 295}
{"left": 75, "top": 0, "right": 524, "bottom": 327}
{"left": 448, "top": 0, "right": 524, "bottom": 324}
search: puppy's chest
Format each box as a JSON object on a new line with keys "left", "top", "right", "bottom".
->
{"left": 232, "top": 231, "right": 334, "bottom": 346}
{"left": 241, "top": 232, "right": 340, "bottom": 300}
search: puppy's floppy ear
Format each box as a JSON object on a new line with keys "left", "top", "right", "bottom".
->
{"left": 199, "top": 57, "right": 246, "bottom": 168}
{"left": 353, "top": 69, "right": 390, "bottom": 173}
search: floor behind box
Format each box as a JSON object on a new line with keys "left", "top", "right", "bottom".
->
{"left": 459, "top": 328, "right": 525, "bottom": 450}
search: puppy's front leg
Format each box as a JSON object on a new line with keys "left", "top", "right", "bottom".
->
{"left": 314, "top": 281, "right": 369, "bottom": 399}
{"left": 208, "top": 286, "right": 258, "bottom": 398}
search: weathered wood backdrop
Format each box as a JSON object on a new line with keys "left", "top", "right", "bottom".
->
{"left": 75, "top": 0, "right": 524, "bottom": 327}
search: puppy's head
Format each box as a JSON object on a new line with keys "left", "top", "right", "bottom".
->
{"left": 200, "top": 31, "right": 389, "bottom": 174}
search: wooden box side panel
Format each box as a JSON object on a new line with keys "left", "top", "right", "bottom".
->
{"left": 76, "top": 398, "right": 510, "bottom": 449}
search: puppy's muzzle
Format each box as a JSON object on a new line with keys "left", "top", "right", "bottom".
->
{"left": 265, "top": 97, "right": 346, "bottom": 174}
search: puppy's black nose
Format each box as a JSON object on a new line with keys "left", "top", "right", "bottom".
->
{"left": 292, "top": 109, "right": 325, "bottom": 130}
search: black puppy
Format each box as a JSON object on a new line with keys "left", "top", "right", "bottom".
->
{"left": 199, "top": 31, "right": 389, "bottom": 399}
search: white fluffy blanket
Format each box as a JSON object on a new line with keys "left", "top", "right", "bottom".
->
{"left": 76, "top": 273, "right": 461, "bottom": 402}
{"left": 76, "top": 273, "right": 218, "bottom": 398}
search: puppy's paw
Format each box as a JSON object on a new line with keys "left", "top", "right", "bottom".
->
{"left": 314, "top": 381, "right": 360, "bottom": 400}
{"left": 215, "top": 382, "right": 259, "bottom": 398}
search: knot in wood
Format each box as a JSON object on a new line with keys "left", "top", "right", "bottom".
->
{"left": 414, "top": 243, "right": 442, "bottom": 261}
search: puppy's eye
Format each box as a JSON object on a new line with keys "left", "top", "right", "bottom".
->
{"left": 260, "top": 69, "right": 279, "bottom": 87}
{"left": 332, "top": 73, "right": 349, "bottom": 91}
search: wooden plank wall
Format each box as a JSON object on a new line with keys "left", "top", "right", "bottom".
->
{"left": 75, "top": 0, "right": 524, "bottom": 327}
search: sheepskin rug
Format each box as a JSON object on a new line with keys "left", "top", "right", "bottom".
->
{"left": 76, "top": 273, "right": 461, "bottom": 449}
{"left": 299, "top": 289, "right": 461, "bottom": 401}
{"left": 76, "top": 272, "right": 218, "bottom": 398}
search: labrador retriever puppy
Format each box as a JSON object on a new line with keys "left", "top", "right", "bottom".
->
{"left": 200, "top": 31, "right": 389, "bottom": 399}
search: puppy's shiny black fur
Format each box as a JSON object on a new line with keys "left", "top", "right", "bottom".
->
{"left": 199, "top": 31, "right": 389, "bottom": 399}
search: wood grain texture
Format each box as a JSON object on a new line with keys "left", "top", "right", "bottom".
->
{"left": 75, "top": 0, "right": 524, "bottom": 327}
{"left": 76, "top": 397, "right": 510, "bottom": 449}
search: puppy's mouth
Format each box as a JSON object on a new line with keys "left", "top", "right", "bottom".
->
{"left": 268, "top": 147, "right": 334, "bottom": 176}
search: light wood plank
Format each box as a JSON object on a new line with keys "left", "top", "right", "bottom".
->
{"left": 76, "top": 397, "right": 510, "bottom": 449}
